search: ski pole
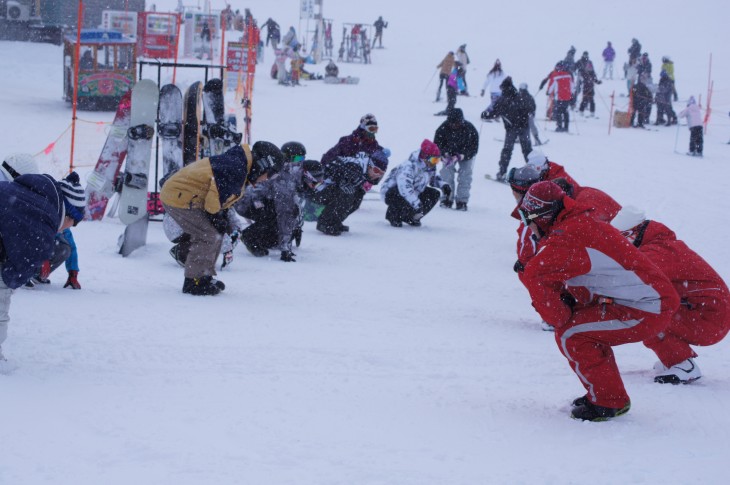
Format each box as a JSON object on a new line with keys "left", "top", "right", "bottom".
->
{"left": 424, "top": 69, "right": 438, "bottom": 93}
{"left": 673, "top": 120, "right": 681, "bottom": 153}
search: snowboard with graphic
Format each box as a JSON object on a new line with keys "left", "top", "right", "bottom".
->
{"left": 183, "top": 81, "right": 202, "bottom": 165}
{"left": 202, "top": 78, "right": 226, "bottom": 156}
{"left": 85, "top": 91, "right": 131, "bottom": 220}
{"left": 118, "top": 79, "right": 159, "bottom": 226}
{"left": 158, "top": 83, "right": 184, "bottom": 179}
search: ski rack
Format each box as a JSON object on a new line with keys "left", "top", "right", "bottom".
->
{"left": 137, "top": 60, "right": 228, "bottom": 218}
{"left": 340, "top": 23, "right": 372, "bottom": 63}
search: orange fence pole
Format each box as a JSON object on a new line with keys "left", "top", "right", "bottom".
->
{"left": 69, "top": 0, "right": 84, "bottom": 174}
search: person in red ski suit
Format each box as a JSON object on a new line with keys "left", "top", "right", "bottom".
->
{"left": 611, "top": 207, "right": 730, "bottom": 384}
{"left": 545, "top": 62, "right": 574, "bottom": 132}
{"left": 518, "top": 182, "right": 679, "bottom": 421}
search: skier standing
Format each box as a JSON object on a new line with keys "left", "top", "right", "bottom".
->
{"left": 630, "top": 78, "right": 653, "bottom": 128}
{"left": 610, "top": 206, "right": 730, "bottom": 384}
{"left": 627, "top": 38, "right": 642, "bottom": 65}
{"left": 434, "top": 108, "right": 479, "bottom": 210}
{"left": 263, "top": 18, "right": 280, "bottom": 47}
{"left": 601, "top": 41, "right": 615, "bottom": 79}
{"left": 381, "top": 139, "right": 450, "bottom": 227}
{"left": 518, "top": 83, "right": 543, "bottom": 146}
{"left": 545, "top": 61, "right": 574, "bottom": 132}
{"left": 661, "top": 56, "right": 678, "bottom": 101}
{"left": 481, "top": 77, "right": 531, "bottom": 181}
{"left": 576, "top": 52, "right": 602, "bottom": 117}
{"left": 654, "top": 70, "right": 677, "bottom": 125}
{"left": 435, "top": 51, "right": 455, "bottom": 102}
{"left": 1, "top": 172, "right": 86, "bottom": 363}
{"left": 518, "top": 181, "right": 679, "bottom": 421}
{"left": 455, "top": 44, "right": 470, "bottom": 95}
{"left": 678, "top": 96, "right": 704, "bottom": 156}
{"left": 372, "top": 16, "right": 387, "bottom": 48}
{"left": 480, "top": 59, "right": 506, "bottom": 105}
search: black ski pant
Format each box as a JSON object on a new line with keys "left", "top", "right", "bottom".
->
{"left": 579, "top": 93, "right": 595, "bottom": 114}
{"left": 656, "top": 102, "right": 676, "bottom": 124}
{"left": 689, "top": 126, "right": 703, "bottom": 154}
{"left": 554, "top": 100, "right": 570, "bottom": 131}
{"left": 240, "top": 200, "right": 279, "bottom": 251}
{"left": 312, "top": 184, "right": 365, "bottom": 231}
{"left": 436, "top": 73, "right": 448, "bottom": 100}
{"left": 446, "top": 85, "right": 457, "bottom": 113}
{"left": 384, "top": 187, "right": 439, "bottom": 223}
{"left": 499, "top": 127, "right": 532, "bottom": 176}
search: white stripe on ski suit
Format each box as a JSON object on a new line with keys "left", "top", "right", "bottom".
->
{"left": 566, "top": 247, "right": 662, "bottom": 315}
{"left": 560, "top": 318, "right": 643, "bottom": 403}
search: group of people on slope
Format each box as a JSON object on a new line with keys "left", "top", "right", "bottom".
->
{"left": 503, "top": 149, "right": 729, "bottom": 421}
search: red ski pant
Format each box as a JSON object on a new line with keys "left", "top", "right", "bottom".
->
{"left": 644, "top": 295, "right": 730, "bottom": 367}
{"left": 555, "top": 301, "right": 675, "bottom": 409}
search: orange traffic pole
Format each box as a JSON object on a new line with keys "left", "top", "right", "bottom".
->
{"left": 69, "top": 0, "right": 84, "bottom": 174}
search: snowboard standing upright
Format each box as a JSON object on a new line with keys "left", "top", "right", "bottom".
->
{"left": 118, "top": 79, "right": 159, "bottom": 257}
{"left": 85, "top": 91, "right": 132, "bottom": 220}
{"left": 118, "top": 79, "right": 159, "bottom": 225}
{"left": 202, "top": 78, "right": 226, "bottom": 156}
{"left": 158, "top": 83, "right": 184, "bottom": 179}
{"left": 183, "top": 81, "right": 202, "bottom": 165}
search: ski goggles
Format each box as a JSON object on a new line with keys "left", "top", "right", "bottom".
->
{"left": 291, "top": 155, "right": 305, "bottom": 163}
{"left": 424, "top": 156, "right": 441, "bottom": 167}
{"left": 364, "top": 124, "right": 378, "bottom": 134}
{"left": 65, "top": 204, "right": 85, "bottom": 227}
{"left": 368, "top": 164, "right": 385, "bottom": 177}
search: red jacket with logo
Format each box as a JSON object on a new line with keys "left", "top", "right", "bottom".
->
{"left": 522, "top": 197, "right": 679, "bottom": 327}
{"left": 546, "top": 69, "right": 574, "bottom": 101}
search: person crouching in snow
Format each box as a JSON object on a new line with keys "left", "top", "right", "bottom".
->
{"left": 518, "top": 181, "right": 679, "bottom": 421}
{"left": 610, "top": 206, "right": 730, "bottom": 385}
{"left": 161, "top": 142, "right": 282, "bottom": 296}
{"left": 381, "top": 139, "right": 451, "bottom": 227}
{"left": 312, "top": 149, "right": 389, "bottom": 236}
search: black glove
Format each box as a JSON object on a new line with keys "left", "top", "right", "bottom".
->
{"left": 560, "top": 292, "right": 577, "bottom": 309}
{"left": 596, "top": 80, "right": 602, "bottom": 84}
{"left": 292, "top": 227, "right": 303, "bottom": 247}
{"left": 441, "top": 184, "right": 452, "bottom": 198}
{"left": 207, "top": 209, "right": 230, "bottom": 235}
{"left": 513, "top": 260, "right": 525, "bottom": 273}
{"left": 280, "top": 250, "right": 296, "bottom": 262}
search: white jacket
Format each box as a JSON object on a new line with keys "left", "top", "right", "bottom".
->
{"left": 678, "top": 98, "right": 703, "bottom": 128}
{"left": 482, "top": 70, "right": 506, "bottom": 95}
{"left": 380, "top": 151, "right": 445, "bottom": 210}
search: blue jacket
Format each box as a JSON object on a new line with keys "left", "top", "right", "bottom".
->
{"left": 0, "top": 174, "right": 64, "bottom": 288}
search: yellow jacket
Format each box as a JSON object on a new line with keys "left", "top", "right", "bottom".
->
{"left": 161, "top": 144, "right": 252, "bottom": 213}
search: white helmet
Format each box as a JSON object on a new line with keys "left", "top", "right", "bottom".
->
{"left": 1, "top": 153, "right": 40, "bottom": 180}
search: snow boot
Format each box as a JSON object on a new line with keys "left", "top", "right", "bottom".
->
{"left": 440, "top": 198, "right": 453, "bottom": 209}
{"left": 571, "top": 399, "right": 630, "bottom": 421}
{"left": 316, "top": 221, "right": 342, "bottom": 236}
{"left": 182, "top": 276, "right": 221, "bottom": 296}
{"left": 654, "top": 358, "right": 702, "bottom": 384}
{"left": 169, "top": 244, "right": 187, "bottom": 267}
{"left": 455, "top": 202, "right": 468, "bottom": 211}
{"left": 242, "top": 236, "right": 269, "bottom": 257}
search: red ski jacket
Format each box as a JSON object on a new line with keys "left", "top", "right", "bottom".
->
{"left": 522, "top": 197, "right": 679, "bottom": 327}
{"left": 637, "top": 221, "right": 729, "bottom": 307}
{"left": 546, "top": 69, "right": 574, "bottom": 102}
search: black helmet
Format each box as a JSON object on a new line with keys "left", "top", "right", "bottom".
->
{"left": 507, "top": 165, "right": 544, "bottom": 194}
{"left": 249, "top": 141, "right": 284, "bottom": 184}
{"left": 280, "top": 141, "right": 307, "bottom": 162}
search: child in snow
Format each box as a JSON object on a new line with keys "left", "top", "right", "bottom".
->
{"left": 678, "top": 96, "right": 703, "bottom": 156}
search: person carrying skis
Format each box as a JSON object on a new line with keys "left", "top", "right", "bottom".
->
{"left": 435, "top": 51, "right": 455, "bottom": 102}
{"left": 481, "top": 77, "right": 531, "bottom": 181}
{"left": 1, "top": 171, "right": 87, "bottom": 363}
{"left": 518, "top": 83, "right": 543, "bottom": 146}
{"left": 381, "top": 139, "right": 450, "bottom": 228}
{"left": 601, "top": 41, "right": 615, "bottom": 79}
{"left": 161, "top": 142, "right": 282, "bottom": 295}
{"left": 434, "top": 108, "right": 479, "bottom": 210}
{"left": 654, "top": 70, "right": 677, "bottom": 125}
{"left": 518, "top": 181, "right": 679, "bottom": 421}
{"left": 312, "top": 149, "right": 390, "bottom": 236}
{"left": 545, "top": 61, "right": 574, "bottom": 132}
{"left": 609, "top": 206, "right": 730, "bottom": 385}
{"left": 372, "top": 16, "right": 388, "bottom": 48}
{"left": 236, "top": 143, "right": 324, "bottom": 262}
{"left": 678, "top": 96, "right": 703, "bottom": 156}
